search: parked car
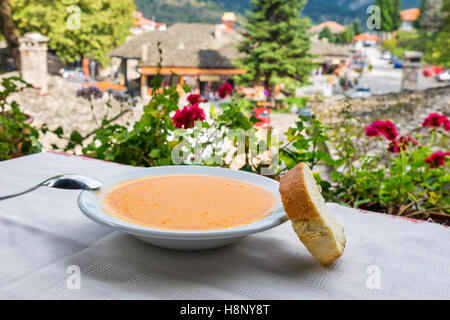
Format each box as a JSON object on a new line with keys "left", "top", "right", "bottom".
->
{"left": 389, "top": 55, "right": 398, "bottom": 64}
{"left": 423, "top": 66, "right": 444, "bottom": 77}
{"left": 61, "top": 68, "right": 91, "bottom": 84}
{"left": 381, "top": 51, "right": 391, "bottom": 60}
{"left": 349, "top": 86, "right": 371, "bottom": 99}
{"left": 435, "top": 70, "right": 450, "bottom": 82}
{"left": 394, "top": 60, "right": 403, "bottom": 68}
{"left": 251, "top": 108, "right": 271, "bottom": 128}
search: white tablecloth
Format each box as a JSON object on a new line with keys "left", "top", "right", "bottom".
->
{"left": 0, "top": 152, "right": 449, "bottom": 300}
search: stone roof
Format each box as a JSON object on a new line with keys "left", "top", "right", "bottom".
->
{"left": 311, "top": 40, "right": 351, "bottom": 61}
{"left": 110, "top": 23, "right": 244, "bottom": 69}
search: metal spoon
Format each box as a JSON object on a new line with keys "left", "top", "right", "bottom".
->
{"left": 0, "top": 174, "right": 102, "bottom": 201}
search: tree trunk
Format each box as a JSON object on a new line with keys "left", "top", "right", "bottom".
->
{"left": 0, "top": 0, "right": 21, "bottom": 70}
{"left": 269, "top": 84, "right": 276, "bottom": 109}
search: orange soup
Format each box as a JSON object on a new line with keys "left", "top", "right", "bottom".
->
{"left": 103, "top": 174, "right": 276, "bottom": 230}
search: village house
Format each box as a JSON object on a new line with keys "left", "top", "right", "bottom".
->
{"left": 400, "top": 8, "right": 420, "bottom": 32}
{"left": 131, "top": 11, "right": 167, "bottom": 35}
{"left": 110, "top": 13, "right": 245, "bottom": 98}
{"left": 311, "top": 39, "right": 352, "bottom": 75}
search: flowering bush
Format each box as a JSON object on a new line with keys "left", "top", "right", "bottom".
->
{"left": 323, "top": 108, "right": 449, "bottom": 219}
{"left": 61, "top": 75, "right": 449, "bottom": 220}
{"left": 171, "top": 97, "right": 206, "bottom": 129}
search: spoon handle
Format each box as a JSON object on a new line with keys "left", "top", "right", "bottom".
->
{"left": 0, "top": 184, "right": 41, "bottom": 201}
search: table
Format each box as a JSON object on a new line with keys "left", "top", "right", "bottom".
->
{"left": 0, "top": 152, "right": 449, "bottom": 299}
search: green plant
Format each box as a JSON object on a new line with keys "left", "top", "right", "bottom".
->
{"left": 280, "top": 114, "right": 336, "bottom": 170}
{"left": 323, "top": 103, "right": 450, "bottom": 219}
{"left": 235, "top": 0, "right": 314, "bottom": 101}
{"left": 0, "top": 77, "right": 42, "bottom": 161}
{"left": 79, "top": 75, "right": 180, "bottom": 166}
{"left": 12, "top": 0, "right": 135, "bottom": 65}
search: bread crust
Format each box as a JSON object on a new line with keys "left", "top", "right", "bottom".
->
{"left": 279, "top": 163, "right": 346, "bottom": 266}
{"left": 279, "top": 163, "right": 321, "bottom": 220}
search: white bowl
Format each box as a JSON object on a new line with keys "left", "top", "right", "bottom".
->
{"left": 78, "top": 166, "right": 288, "bottom": 250}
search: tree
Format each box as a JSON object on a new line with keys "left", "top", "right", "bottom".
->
{"left": 415, "top": 0, "right": 443, "bottom": 33}
{"left": 426, "top": 0, "right": 449, "bottom": 67}
{"left": 337, "top": 26, "right": 354, "bottom": 44}
{"left": 375, "top": 0, "right": 402, "bottom": 32}
{"left": 319, "top": 26, "right": 335, "bottom": 43}
{"left": 352, "top": 19, "right": 362, "bottom": 35}
{"left": 414, "top": 0, "right": 428, "bottom": 29}
{"left": 236, "top": 0, "right": 314, "bottom": 102}
{"left": 11, "top": 0, "right": 135, "bottom": 66}
{"left": 0, "top": 0, "right": 20, "bottom": 69}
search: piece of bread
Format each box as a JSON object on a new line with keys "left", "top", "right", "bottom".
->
{"left": 279, "top": 163, "right": 346, "bottom": 266}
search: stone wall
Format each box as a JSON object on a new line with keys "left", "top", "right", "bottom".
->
{"left": 308, "top": 85, "right": 450, "bottom": 152}
{"left": 2, "top": 72, "right": 139, "bottom": 152}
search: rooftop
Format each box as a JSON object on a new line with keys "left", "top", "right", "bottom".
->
{"left": 401, "top": 8, "right": 420, "bottom": 21}
{"left": 311, "top": 39, "right": 352, "bottom": 62}
{"left": 309, "top": 21, "right": 345, "bottom": 34}
{"left": 110, "top": 23, "right": 244, "bottom": 69}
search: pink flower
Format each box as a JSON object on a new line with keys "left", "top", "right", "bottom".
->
{"left": 171, "top": 103, "right": 206, "bottom": 129}
{"left": 365, "top": 121, "right": 383, "bottom": 137}
{"left": 425, "top": 151, "right": 450, "bottom": 168}
{"left": 187, "top": 94, "right": 207, "bottom": 105}
{"left": 365, "top": 120, "right": 398, "bottom": 141}
{"left": 422, "top": 113, "right": 449, "bottom": 129}
{"left": 218, "top": 83, "right": 232, "bottom": 99}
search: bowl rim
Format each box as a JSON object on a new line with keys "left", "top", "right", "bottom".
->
{"left": 78, "top": 165, "right": 288, "bottom": 240}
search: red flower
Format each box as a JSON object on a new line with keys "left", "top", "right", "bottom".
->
{"left": 387, "top": 140, "right": 401, "bottom": 153}
{"left": 422, "top": 113, "right": 449, "bottom": 129}
{"left": 387, "top": 135, "right": 418, "bottom": 153}
{"left": 379, "top": 121, "right": 398, "bottom": 140}
{"left": 425, "top": 151, "right": 450, "bottom": 168}
{"left": 443, "top": 118, "right": 450, "bottom": 131}
{"left": 171, "top": 103, "right": 206, "bottom": 129}
{"left": 365, "top": 120, "right": 398, "bottom": 141}
{"left": 218, "top": 83, "right": 232, "bottom": 99}
{"left": 187, "top": 94, "right": 208, "bottom": 105}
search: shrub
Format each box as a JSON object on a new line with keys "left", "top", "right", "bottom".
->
{"left": 0, "top": 77, "right": 42, "bottom": 161}
{"left": 322, "top": 101, "right": 449, "bottom": 219}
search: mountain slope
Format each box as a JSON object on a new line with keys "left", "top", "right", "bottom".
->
{"left": 135, "top": 0, "right": 421, "bottom": 26}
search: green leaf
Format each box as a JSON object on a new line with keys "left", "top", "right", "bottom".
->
{"left": 70, "top": 130, "right": 83, "bottom": 145}
{"left": 148, "top": 149, "right": 161, "bottom": 159}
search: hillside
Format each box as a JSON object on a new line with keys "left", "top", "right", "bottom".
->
{"left": 135, "top": 0, "right": 421, "bottom": 26}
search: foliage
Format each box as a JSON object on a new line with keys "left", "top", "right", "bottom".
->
{"left": 337, "top": 26, "right": 354, "bottom": 44}
{"left": 352, "top": 19, "right": 362, "bottom": 35}
{"left": 322, "top": 102, "right": 449, "bottom": 218}
{"left": 375, "top": 0, "right": 402, "bottom": 32}
{"left": 0, "top": 77, "right": 41, "bottom": 161}
{"left": 11, "top": 0, "right": 135, "bottom": 65}
{"left": 280, "top": 114, "right": 337, "bottom": 170}
{"left": 236, "top": 0, "right": 314, "bottom": 99}
{"left": 425, "top": 0, "right": 450, "bottom": 67}
{"left": 79, "top": 75, "right": 178, "bottom": 166}
{"left": 55, "top": 68, "right": 449, "bottom": 220}
{"left": 415, "top": 0, "right": 444, "bottom": 32}
{"left": 319, "top": 26, "right": 335, "bottom": 43}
